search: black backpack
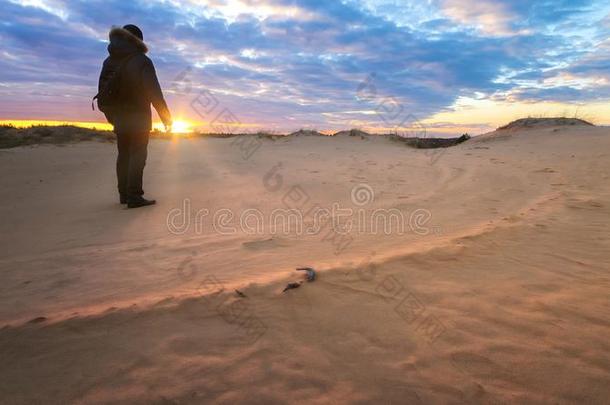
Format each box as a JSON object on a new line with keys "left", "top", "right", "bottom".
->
{"left": 92, "top": 54, "right": 135, "bottom": 122}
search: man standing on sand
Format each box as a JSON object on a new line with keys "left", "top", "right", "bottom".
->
{"left": 97, "top": 24, "right": 172, "bottom": 208}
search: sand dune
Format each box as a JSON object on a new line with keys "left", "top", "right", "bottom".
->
{"left": 1, "top": 124, "right": 609, "bottom": 403}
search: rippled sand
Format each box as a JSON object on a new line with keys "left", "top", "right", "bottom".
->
{"left": 1, "top": 126, "right": 609, "bottom": 403}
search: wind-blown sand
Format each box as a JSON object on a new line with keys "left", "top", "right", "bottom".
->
{"left": 0, "top": 125, "right": 609, "bottom": 403}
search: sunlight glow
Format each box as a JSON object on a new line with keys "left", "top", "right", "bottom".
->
{"left": 153, "top": 120, "right": 194, "bottom": 134}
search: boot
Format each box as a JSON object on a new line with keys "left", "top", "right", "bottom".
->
{"left": 127, "top": 196, "right": 156, "bottom": 209}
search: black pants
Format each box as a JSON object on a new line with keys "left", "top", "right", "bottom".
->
{"left": 116, "top": 131, "right": 149, "bottom": 199}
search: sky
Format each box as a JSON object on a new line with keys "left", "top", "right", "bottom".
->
{"left": 0, "top": 0, "right": 609, "bottom": 135}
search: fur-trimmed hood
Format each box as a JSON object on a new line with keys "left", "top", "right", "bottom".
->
{"left": 107, "top": 26, "right": 148, "bottom": 56}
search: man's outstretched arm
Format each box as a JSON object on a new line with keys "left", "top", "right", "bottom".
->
{"left": 142, "top": 58, "right": 172, "bottom": 129}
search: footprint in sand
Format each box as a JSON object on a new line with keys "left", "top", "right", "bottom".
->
{"left": 27, "top": 316, "right": 47, "bottom": 324}
{"left": 242, "top": 237, "right": 289, "bottom": 250}
{"left": 566, "top": 199, "right": 604, "bottom": 210}
{"left": 521, "top": 283, "right": 561, "bottom": 293}
{"left": 450, "top": 352, "right": 498, "bottom": 377}
{"left": 502, "top": 215, "right": 521, "bottom": 223}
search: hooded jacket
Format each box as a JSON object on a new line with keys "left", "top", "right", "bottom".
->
{"left": 98, "top": 27, "right": 171, "bottom": 134}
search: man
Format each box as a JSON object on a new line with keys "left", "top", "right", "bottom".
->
{"left": 97, "top": 24, "right": 172, "bottom": 208}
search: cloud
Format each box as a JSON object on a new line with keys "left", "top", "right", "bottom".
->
{"left": 437, "top": 0, "right": 599, "bottom": 35}
{"left": 439, "top": 0, "right": 519, "bottom": 35}
{"left": 1, "top": 0, "right": 609, "bottom": 130}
